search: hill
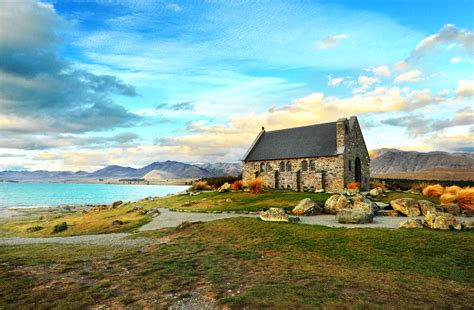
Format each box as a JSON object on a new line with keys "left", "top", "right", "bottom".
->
{"left": 370, "top": 148, "right": 474, "bottom": 180}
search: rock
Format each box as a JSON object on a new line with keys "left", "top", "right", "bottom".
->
{"left": 181, "top": 201, "right": 192, "bottom": 207}
{"left": 292, "top": 198, "right": 323, "bottom": 216}
{"left": 260, "top": 208, "right": 289, "bottom": 222}
{"left": 112, "top": 220, "right": 123, "bottom": 226}
{"left": 463, "top": 219, "right": 474, "bottom": 229}
{"left": 288, "top": 217, "right": 301, "bottom": 223}
{"left": 461, "top": 209, "right": 474, "bottom": 217}
{"left": 441, "top": 203, "right": 461, "bottom": 216}
{"left": 218, "top": 183, "right": 231, "bottom": 193}
{"left": 111, "top": 200, "right": 123, "bottom": 208}
{"left": 424, "top": 212, "right": 461, "bottom": 230}
{"left": 176, "top": 221, "right": 192, "bottom": 230}
{"left": 399, "top": 218, "right": 423, "bottom": 229}
{"left": 418, "top": 200, "right": 441, "bottom": 216}
{"left": 314, "top": 189, "right": 325, "bottom": 193}
{"left": 376, "top": 210, "right": 401, "bottom": 216}
{"left": 351, "top": 202, "right": 375, "bottom": 214}
{"left": 189, "top": 191, "right": 201, "bottom": 196}
{"left": 225, "top": 198, "right": 233, "bottom": 203}
{"left": 374, "top": 201, "right": 389, "bottom": 210}
{"left": 369, "top": 187, "right": 383, "bottom": 197}
{"left": 336, "top": 208, "right": 374, "bottom": 224}
{"left": 324, "top": 194, "right": 350, "bottom": 214}
{"left": 406, "top": 189, "right": 421, "bottom": 195}
{"left": 390, "top": 198, "right": 420, "bottom": 217}
{"left": 349, "top": 194, "right": 365, "bottom": 204}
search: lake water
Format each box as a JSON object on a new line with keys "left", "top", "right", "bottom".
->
{"left": 0, "top": 182, "right": 188, "bottom": 208}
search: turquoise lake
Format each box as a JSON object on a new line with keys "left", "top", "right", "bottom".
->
{"left": 0, "top": 182, "right": 188, "bottom": 208}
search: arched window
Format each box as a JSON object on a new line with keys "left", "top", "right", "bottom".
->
{"left": 348, "top": 160, "right": 352, "bottom": 171}
{"left": 301, "top": 160, "right": 308, "bottom": 171}
{"left": 279, "top": 161, "right": 285, "bottom": 172}
{"left": 286, "top": 162, "right": 292, "bottom": 172}
{"left": 266, "top": 162, "right": 272, "bottom": 171}
{"left": 260, "top": 162, "right": 265, "bottom": 172}
{"left": 310, "top": 160, "right": 316, "bottom": 171}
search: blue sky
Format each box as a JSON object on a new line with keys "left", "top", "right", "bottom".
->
{"left": 0, "top": 0, "right": 473, "bottom": 171}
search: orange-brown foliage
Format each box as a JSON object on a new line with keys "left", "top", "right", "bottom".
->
{"left": 457, "top": 187, "right": 474, "bottom": 210}
{"left": 192, "top": 181, "right": 211, "bottom": 191}
{"left": 347, "top": 181, "right": 360, "bottom": 189}
{"left": 231, "top": 180, "right": 244, "bottom": 190}
{"left": 247, "top": 178, "right": 263, "bottom": 194}
{"left": 411, "top": 182, "right": 431, "bottom": 192}
{"left": 444, "top": 185, "right": 462, "bottom": 195}
{"left": 370, "top": 182, "right": 387, "bottom": 190}
{"left": 422, "top": 184, "right": 444, "bottom": 197}
{"left": 440, "top": 192, "right": 457, "bottom": 204}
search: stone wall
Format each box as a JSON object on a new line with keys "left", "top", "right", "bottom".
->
{"left": 343, "top": 117, "right": 370, "bottom": 190}
{"left": 242, "top": 155, "right": 345, "bottom": 191}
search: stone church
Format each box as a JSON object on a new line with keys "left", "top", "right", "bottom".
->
{"left": 242, "top": 116, "right": 370, "bottom": 191}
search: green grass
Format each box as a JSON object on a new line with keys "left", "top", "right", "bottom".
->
{"left": 1, "top": 218, "right": 473, "bottom": 309}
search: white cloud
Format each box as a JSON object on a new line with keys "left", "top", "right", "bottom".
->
{"left": 316, "top": 34, "right": 349, "bottom": 49}
{"left": 411, "top": 24, "right": 474, "bottom": 58}
{"left": 165, "top": 4, "right": 182, "bottom": 12}
{"left": 395, "top": 69, "right": 424, "bottom": 83}
{"left": 370, "top": 65, "right": 391, "bottom": 77}
{"left": 455, "top": 80, "right": 474, "bottom": 98}
{"left": 327, "top": 75, "right": 345, "bottom": 87}
{"left": 352, "top": 75, "right": 380, "bottom": 93}
{"left": 451, "top": 57, "right": 461, "bottom": 64}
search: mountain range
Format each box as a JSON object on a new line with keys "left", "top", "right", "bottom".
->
{"left": 1, "top": 149, "right": 472, "bottom": 182}
{"left": 0, "top": 161, "right": 242, "bottom": 182}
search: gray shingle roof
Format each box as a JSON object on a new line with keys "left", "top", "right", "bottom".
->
{"left": 244, "top": 122, "right": 338, "bottom": 161}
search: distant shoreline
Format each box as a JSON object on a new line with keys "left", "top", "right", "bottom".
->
{"left": 0, "top": 179, "right": 192, "bottom": 186}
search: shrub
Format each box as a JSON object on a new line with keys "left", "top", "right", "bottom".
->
{"left": 422, "top": 184, "right": 444, "bottom": 197}
{"left": 411, "top": 182, "right": 430, "bottom": 192}
{"left": 26, "top": 225, "right": 43, "bottom": 233}
{"left": 200, "top": 176, "right": 241, "bottom": 188}
{"left": 440, "top": 192, "right": 457, "bottom": 205}
{"left": 347, "top": 181, "right": 359, "bottom": 189}
{"left": 370, "top": 181, "right": 387, "bottom": 190}
{"left": 53, "top": 222, "right": 68, "bottom": 233}
{"left": 457, "top": 187, "right": 474, "bottom": 210}
{"left": 191, "top": 181, "right": 211, "bottom": 191}
{"left": 247, "top": 178, "right": 263, "bottom": 194}
{"left": 445, "top": 185, "right": 462, "bottom": 195}
{"left": 231, "top": 180, "right": 244, "bottom": 190}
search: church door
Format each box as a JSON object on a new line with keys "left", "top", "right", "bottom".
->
{"left": 355, "top": 157, "right": 361, "bottom": 183}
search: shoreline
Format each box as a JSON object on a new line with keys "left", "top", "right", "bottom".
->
{"left": 1, "top": 179, "right": 192, "bottom": 186}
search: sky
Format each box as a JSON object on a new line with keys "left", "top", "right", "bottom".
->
{"left": 0, "top": 0, "right": 473, "bottom": 171}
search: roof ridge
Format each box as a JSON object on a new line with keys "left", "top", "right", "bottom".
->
{"left": 265, "top": 121, "right": 337, "bottom": 133}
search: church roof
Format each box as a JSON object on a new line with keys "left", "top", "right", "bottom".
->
{"left": 243, "top": 121, "right": 338, "bottom": 161}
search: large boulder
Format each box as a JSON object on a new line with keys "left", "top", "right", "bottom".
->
{"left": 351, "top": 201, "right": 375, "bottom": 214}
{"left": 260, "top": 208, "right": 289, "bottom": 222}
{"left": 399, "top": 218, "right": 423, "bottom": 229}
{"left": 292, "top": 198, "right": 323, "bottom": 216}
{"left": 418, "top": 200, "right": 442, "bottom": 215}
{"left": 390, "top": 198, "right": 421, "bottom": 217}
{"left": 349, "top": 194, "right": 365, "bottom": 204}
{"left": 218, "top": 183, "right": 231, "bottom": 193}
{"left": 424, "top": 212, "right": 461, "bottom": 230}
{"left": 336, "top": 208, "right": 374, "bottom": 224}
{"left": 324, "top": 194, "right": 350, "bottom": 214}
{"left": 441, "top": 203, "right": 461, "bottom": 216}
{"left": 374, "top": 201, "right": 389, "bottom": 210}
{"left": 369, "top": 187, "right": 383, "bottom": 197}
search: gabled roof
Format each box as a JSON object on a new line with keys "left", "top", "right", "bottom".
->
{"left": 243, "top": 121, "right": 338, "bottom": 161}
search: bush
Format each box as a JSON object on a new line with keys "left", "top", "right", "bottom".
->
{"left": 247, "top": 178, "right": 263, "bottom": 194}
{"left": 53, "top": 222, "right": 68, "bottom": 233}
{"left": 457, "top": 187, "right": 474, "bottom": 210}
{"left": 440, "top": 192, "right": 457, "bottom": 205}
{"left": 347, "top": 181, "right": 359, "bottom": 189}
{"left": 370, "top": 181, "right": 387, "bottom": 190}
{"left": 445, "top": 185, "right": 462, "bottom": 195}
{"left": 411, "top": 182, "right": 430, "bottom": 192}
{"left": 422, "top": 184, "right": 445, "bottom": 197}
{"left": 201, "top": 176, "right": 241, "bottom": 188}
{"left": 231, "top": 180, "right": 244, "bottom": 190}
{"left": 191, "top": 181, "right": 211, "bottom": 191}
{"left": 26, "top": 226, "right": 43, "bottom": 233}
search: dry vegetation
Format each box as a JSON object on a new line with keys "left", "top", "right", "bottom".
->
{"left": 247, "top": 178, "right": 263, "bottom": 194}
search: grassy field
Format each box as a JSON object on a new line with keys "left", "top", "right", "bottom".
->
{"left": 0, "top": 190, "right": 331, "bottom": 237}
{"left": 1, "top": 218, "right": 473, "bottom": 309}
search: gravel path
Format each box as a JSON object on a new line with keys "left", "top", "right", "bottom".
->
{"left": 139, "top": 208, "right": 257, "bottom": 231}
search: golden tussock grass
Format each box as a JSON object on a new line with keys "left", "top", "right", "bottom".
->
{"left": 422, "top": 184, "right": 444, "bottom": 197}
{"left": 457, "top": 187, "right": 474, "bottom": 210}
{"left": 247, "top": 178, "right": 263, "bottom": 194}
{"left": 444, "top": 185, "right": 462, "bottom": 195}
{"left": 440, "top": 192, "right": 458, "bottom": 205}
